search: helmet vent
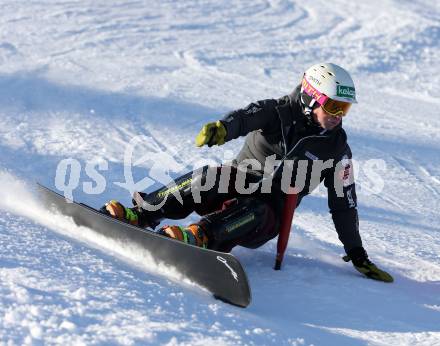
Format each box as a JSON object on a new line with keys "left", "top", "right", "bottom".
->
{"left": 327, "top": 71, "right": 335, "bottom": 77}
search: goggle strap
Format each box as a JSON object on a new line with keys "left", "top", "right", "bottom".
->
{"left": 300, "top": 86, "right": 317, "bottom": 108}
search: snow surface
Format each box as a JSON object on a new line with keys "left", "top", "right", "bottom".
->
{"left": 1, "top": 0, "right": 440, "bottom": 345}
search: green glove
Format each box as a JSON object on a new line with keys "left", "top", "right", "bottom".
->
{"left": 195, "top": 120, "right": 227, "bottom": 147}
{"left": 343, "top": 247, "right": 394, "bottom": 283}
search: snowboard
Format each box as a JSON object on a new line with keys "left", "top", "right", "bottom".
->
{"left": 37, "top": 184, "right": 251, "bottom": 307}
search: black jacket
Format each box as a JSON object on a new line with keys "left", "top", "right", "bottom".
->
{"left": 220, "top": 85, "right": 362, "bottom": 252}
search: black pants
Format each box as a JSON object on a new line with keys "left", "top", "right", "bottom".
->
{"left": 137, "top": 166, "right": 280, "bottom": 252}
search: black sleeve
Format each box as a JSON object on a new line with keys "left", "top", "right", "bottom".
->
{"left": 220, "top": 99, "right": 280, "bottom": 142}
{"left": 323, "top": 146, "right": 363, "bottom": 253}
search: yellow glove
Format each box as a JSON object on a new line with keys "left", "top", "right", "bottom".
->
{"left": 195, "top": 120, "right": 227, "bottom": 147}
{"left": 343, "top": 254, "right": 394, "bottom": 283}
{"left": 352, "top": 260, "right": 394, "bottom": 283}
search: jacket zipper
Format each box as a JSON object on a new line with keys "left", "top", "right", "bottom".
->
{"left": 269, "top": 129, "right": 329, "bottom": 180}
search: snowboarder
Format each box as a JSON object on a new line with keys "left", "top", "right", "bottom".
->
{"left": 102, "top": 63, "right": 393, "bottom": 282}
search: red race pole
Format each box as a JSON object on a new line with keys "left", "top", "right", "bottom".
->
{"left": 274, "top": 187, "right": 298, "bottom": 270}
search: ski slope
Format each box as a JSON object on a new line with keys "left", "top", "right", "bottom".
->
{"left": 1, "top": 0, "right": 439, "bottom": 345}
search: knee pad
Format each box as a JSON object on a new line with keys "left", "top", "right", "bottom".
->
{"left": 133, "top": 166, "right": 214, "bottom": 223}
{"left": 199, "top": 198, "right": 278, "bottom": 251}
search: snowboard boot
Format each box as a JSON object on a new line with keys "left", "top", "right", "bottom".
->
{"left": 158, "top": 224, "right": 209, "bottom": 248}
{"left": 100, "top": 200, "right": 139, "bottom": 226}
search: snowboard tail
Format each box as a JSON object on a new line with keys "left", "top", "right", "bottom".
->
{"left": 37, "top": 184, "right": 251, "bottom": 307}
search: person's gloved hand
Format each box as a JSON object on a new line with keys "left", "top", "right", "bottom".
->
{"left": 195, "top": 120, "right": 227, "bottom": 147}
{"left": 343, "top": 247, "right": 394, "bottom": 283}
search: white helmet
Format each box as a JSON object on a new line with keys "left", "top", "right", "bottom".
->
{"left": 300, "top": 63, "right": 357, "bottom": 117}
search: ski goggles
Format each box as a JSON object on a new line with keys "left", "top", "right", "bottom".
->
{"left": 321, "top": 98, "right": 352, "bottom": 117}
{"left": 301, "top": 77, "right": 352, "bottom": 117}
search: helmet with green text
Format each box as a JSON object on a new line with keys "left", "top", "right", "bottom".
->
{"left": 300, "top": 63, "right": 357, "bottom": 117}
